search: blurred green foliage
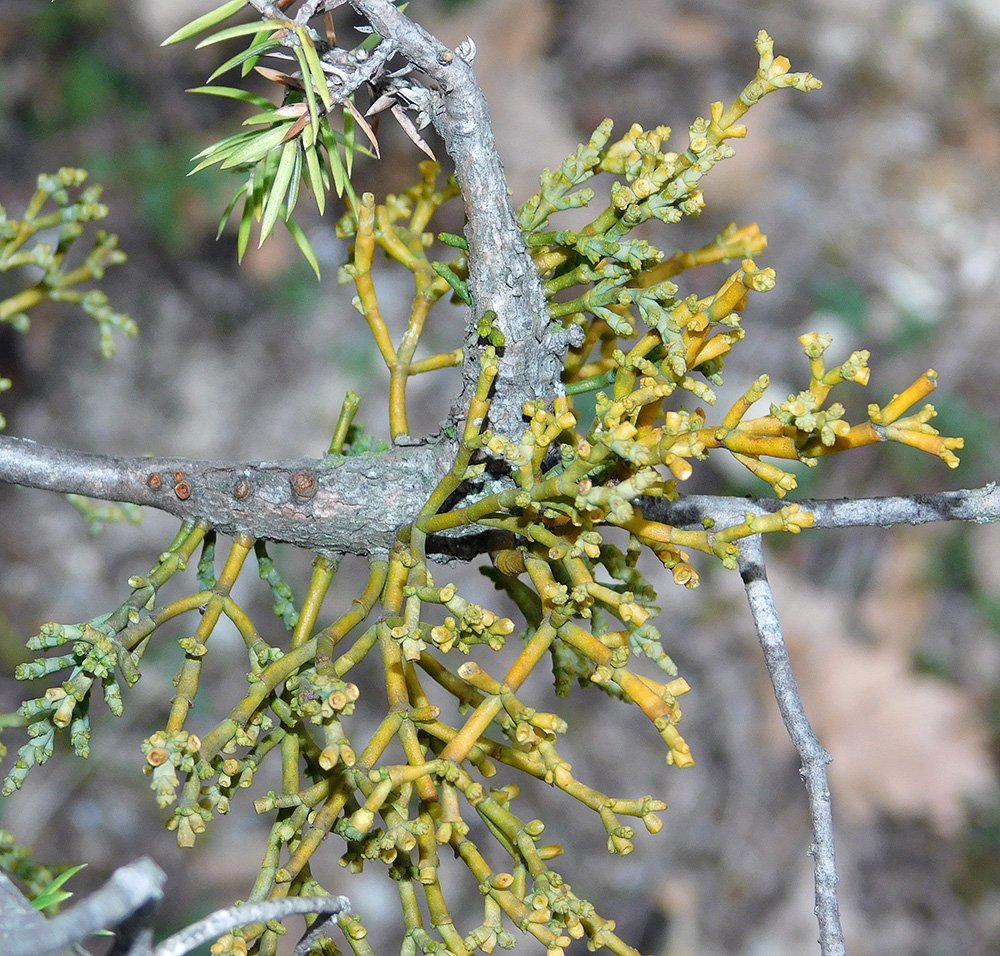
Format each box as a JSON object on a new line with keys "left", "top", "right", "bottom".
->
{"left": 11, "top": 4, "right": 229, "bottom": 253}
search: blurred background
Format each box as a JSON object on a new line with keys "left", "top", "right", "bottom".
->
{"left": 1, "top": 0, "right": 999, "bottom": 954}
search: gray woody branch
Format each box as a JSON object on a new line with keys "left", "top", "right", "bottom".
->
{"left": 1, "top": 858, "right": 164, "bottom": 956}
{"left": 0, "top": 435, "right": 451, "bottom": 558}
{"left": 343, "top": 0, "right": 576, "bottom": 436}
{"left": 642, "top": 482, "right": 1000, "bottom": 532}
{"left": 0, "top": 856, "right": 350, "bottom": 956}
{"left": 246, "top": 0, "right": 574, "bottom": 436}
{"left": 0, "top": 0, "right": 575, "bottom": 553}
{"left": 2, "top": 428, "right": 999, "bottom": 555}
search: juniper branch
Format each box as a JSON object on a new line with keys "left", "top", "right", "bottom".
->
{"left": 347, "top": 0, "right": 575, "bottom": 434}
{"left": 1, "top": 432, "right": 996, "bottom": 557}
{"left": 243, "top": 0, "right": 571, "bottom": 431}
{"left": 0, "top": 435, "right": 451, "bottom": 558}
{"left": 0, "top": 0, "right": 576, "bottom": 550}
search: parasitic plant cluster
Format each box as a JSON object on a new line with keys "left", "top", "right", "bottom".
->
{"left": 0, "top": 168, "right": 134, "bottom": 430}
{"left": 0, "top": 4, "right": 967, "bottom": 956}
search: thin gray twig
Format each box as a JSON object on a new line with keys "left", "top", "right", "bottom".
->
{"left": 644, "top": 484, "right": 1000, "bottom": 531}
{"left": 737, "top": 535, "right": 846, "bottom": 956}
{"left": 153, "top": 894, "right": 352, "bottom": 956}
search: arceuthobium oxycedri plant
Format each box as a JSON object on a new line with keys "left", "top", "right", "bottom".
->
{"left": 0, "top": 3, "right": 966, "bottom": 956}
{"left": 0, "top": 167, "right": 135, "bottom": 430}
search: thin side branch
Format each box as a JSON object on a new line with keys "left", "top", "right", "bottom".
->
{"left": 644, "top": 483, "right": 1000, "bottom": 532}
{"left": 154, "top": 894, "right": 352, "bottom": 956}
{"left": 737, "top": 535, "right": 846, "bottom": 956}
